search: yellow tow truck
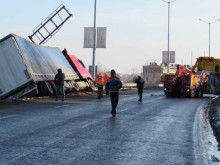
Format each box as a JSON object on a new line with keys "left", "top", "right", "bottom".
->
{"left": 164, "top": 57, "right": 220, "bottom": 97}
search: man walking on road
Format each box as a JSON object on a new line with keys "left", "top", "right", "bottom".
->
{"left": 106, "top": 69, "right": 122, "bottom": 117}
{"left": 135, "top": 75, "right": 144, "bottom": 102}
{"left": 54, "top": 68, "right": 65, "bottom": 101}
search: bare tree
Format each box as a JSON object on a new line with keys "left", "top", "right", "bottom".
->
{"left": 121, "top": 68, "right": 139, "bottom": 83}
{"left": 143, "top": 61, "right": 162, "bottom": 85}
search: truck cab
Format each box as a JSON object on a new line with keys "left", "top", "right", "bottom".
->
{"left": 62, "top": 49, "right": 96, "bottom": 91}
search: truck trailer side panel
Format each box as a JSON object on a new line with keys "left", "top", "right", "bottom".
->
{"left": 0, "top": 34, "right": 80, "bottom": 99}
{"left": 14, "top": 36, "right": 79, "bottom": 81}
{"left": 0, "top": 36, "right": 32, "bottom": 98}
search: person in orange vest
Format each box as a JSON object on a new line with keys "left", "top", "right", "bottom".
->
{"left": 103, "top": 73, "right": 109, "bottom": 95}
{"left": 96, "top": 73, "right": 104, "bottom": 99}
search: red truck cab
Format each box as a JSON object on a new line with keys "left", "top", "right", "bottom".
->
{"left": 62, "top": 49, "right": 96, "bottom": 91}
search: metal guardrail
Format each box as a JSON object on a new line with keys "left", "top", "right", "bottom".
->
{"left": 122, "top": 83, "right": 164, "bottom": 90}
{"left": 145, "top": 84, "right": 164, "bottom": 88}
{"left": 122, "top": 83, "right": 137, "bottom": 90}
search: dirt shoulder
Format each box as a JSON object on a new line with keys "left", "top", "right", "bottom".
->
{"left": 0, "top": 90, "right": 139, "bottom": 108}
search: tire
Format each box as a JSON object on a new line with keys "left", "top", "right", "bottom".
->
{"left": 65, "top": 81, "right": 73, "bottom": 92}
{"left": 49, "top": 81, "right": 56, "bottom": 95}
{"left": 190, "top": 86, "right": 196, "bottom": 98}
{"left": 37, "top": 81, "right": 54, "bottom": 95}
{"left": 45, "top": 81, "right": 54, "bottom": 95}
{"left": 87, "top": 79, "right": 97, "bottom": 91}
{"left": 196, "top": 86, "right": 203, "bottom": 98}
{"left": 72, "top": 81, "right": 80, "bottom": 91}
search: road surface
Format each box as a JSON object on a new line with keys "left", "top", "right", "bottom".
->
{"left": 0, "top": 90, "right": 214, "bottom": 164}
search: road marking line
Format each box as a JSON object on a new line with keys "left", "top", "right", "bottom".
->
{"left": 54, "top": 105, "right": 69, "bottom": 109}
{"left": 0, "top": 115, "right": 16, "bottom": 120}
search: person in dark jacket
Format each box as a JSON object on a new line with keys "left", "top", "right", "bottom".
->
{"left": 104, "top": 73, "right": 110, "bottom": 95}
{"left": 135, "top": 75, "right": 144, "bottom": 102}
{"left": 54, "top": 68, "right": 65, "bottom": 101}
{"left": 106, "top": 69, "right": 122, "bottom": 117}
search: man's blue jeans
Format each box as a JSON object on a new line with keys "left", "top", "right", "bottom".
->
{"left": 56, "top": 85, "right": 65, "bottom": 101}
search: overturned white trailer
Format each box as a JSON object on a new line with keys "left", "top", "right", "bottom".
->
{"left": 0, "top": 34, "right": 80, "bottom": 99}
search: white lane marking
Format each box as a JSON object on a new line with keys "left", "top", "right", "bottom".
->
{"left": 0, "top": 115, "right": 16, "bottom": 120}
{"left": 54, "top": 105, "right": 70, "bottom": 109}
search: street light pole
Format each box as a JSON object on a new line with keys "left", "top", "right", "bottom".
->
{"left": 209, "top": 23, "right": 211, "bottom": 57}
{"left": 168, "top": 2, "right": 170, "bottom": 73}
{"left": 92, "top": 0, "right": 97, "bottom": 79}
{"left": 162, "top": 0, "right": 177, "bottom": 73}
{"left": 199, "top": 19, "right": 220, "bottom": 57}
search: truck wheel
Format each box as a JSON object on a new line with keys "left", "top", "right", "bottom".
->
{"left": 190, "top": 86, "right": 196, "bottom": 98}
{"left": 87, "top": 79, "right": 97, "bottom": 91}
{"left": 38, "top": 81, "right": 54, "bottom": 95}
{"left": 72, "top": 81, "right": 80, "bottom": 91}
{"left": 49, "top": 81, "right": 56, "bottom": 95}
{"left": 45, "top": 82, "right": 55, "bottom": 95}
{"left": 196, "top": 86, "right": 203, "bottom": 98}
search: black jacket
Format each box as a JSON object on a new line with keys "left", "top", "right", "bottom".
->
{"left": 135, "top": 77, "right": 144, "bottom": 89}
{"left": 54, "top": 73, "right": 65, "bottom": 86}
{"left": 106, "top": 76, "right": 122, "bottom": 93}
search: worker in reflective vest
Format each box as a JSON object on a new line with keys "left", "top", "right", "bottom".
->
{"left": 97, "top": 73, "right": 104, "bottom": 99}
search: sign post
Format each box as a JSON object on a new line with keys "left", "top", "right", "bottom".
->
{"left": 162, "top": 51, "right": 175, "bottom": 66}
{"left": 83, "top": 0, "right": 107, "bottom": 79}
{"left": 84, "top": 26, "right": 107, "bottom": 79}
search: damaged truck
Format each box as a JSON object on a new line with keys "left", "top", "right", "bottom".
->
{"left": 0, "top": 34, "right": 95, "bottom": 99}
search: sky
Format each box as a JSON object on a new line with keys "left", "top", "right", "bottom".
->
{"left": 1, "top": 0, "right": 220, "bottom": 74}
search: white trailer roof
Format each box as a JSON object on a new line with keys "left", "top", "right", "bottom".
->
{"left": 14, "top": 34, "right": 79, "bottom": 81}
{"left": 0, "top": 34, "right": 79, "bottom": 98}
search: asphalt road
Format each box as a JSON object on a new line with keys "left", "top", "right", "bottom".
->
{"left": 0, "top": 90, "right": 213, "bottom": 165}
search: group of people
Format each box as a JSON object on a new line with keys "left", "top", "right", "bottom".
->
{"left": 54, "top": 68, "right": 144, "bottom": 117}
{"left": 96, "top": 72, "right": 109, "bottom": 99}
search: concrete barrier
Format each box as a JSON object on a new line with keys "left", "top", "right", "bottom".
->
{"left": 122, "top": 83, "right": 164, "bottom": 90}
{"left": 122, "top": 83, "right": 136, "bottom": 90}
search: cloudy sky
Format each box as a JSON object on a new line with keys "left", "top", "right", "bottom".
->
{"left": 1, "top": 0, "right": 220, "bottom": 73}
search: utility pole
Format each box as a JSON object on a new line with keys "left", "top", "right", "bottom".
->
{"left": 162, "top": 0, "right": 177, "bottom": 73}
{"left": 199, "top": 19, "right": 220, "bottom": 57}
{"left": 168, "top": 1, "right": 170, "bottom": 73}
{"left": 92, "top": 0, "right": 97, "bottom": 79}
